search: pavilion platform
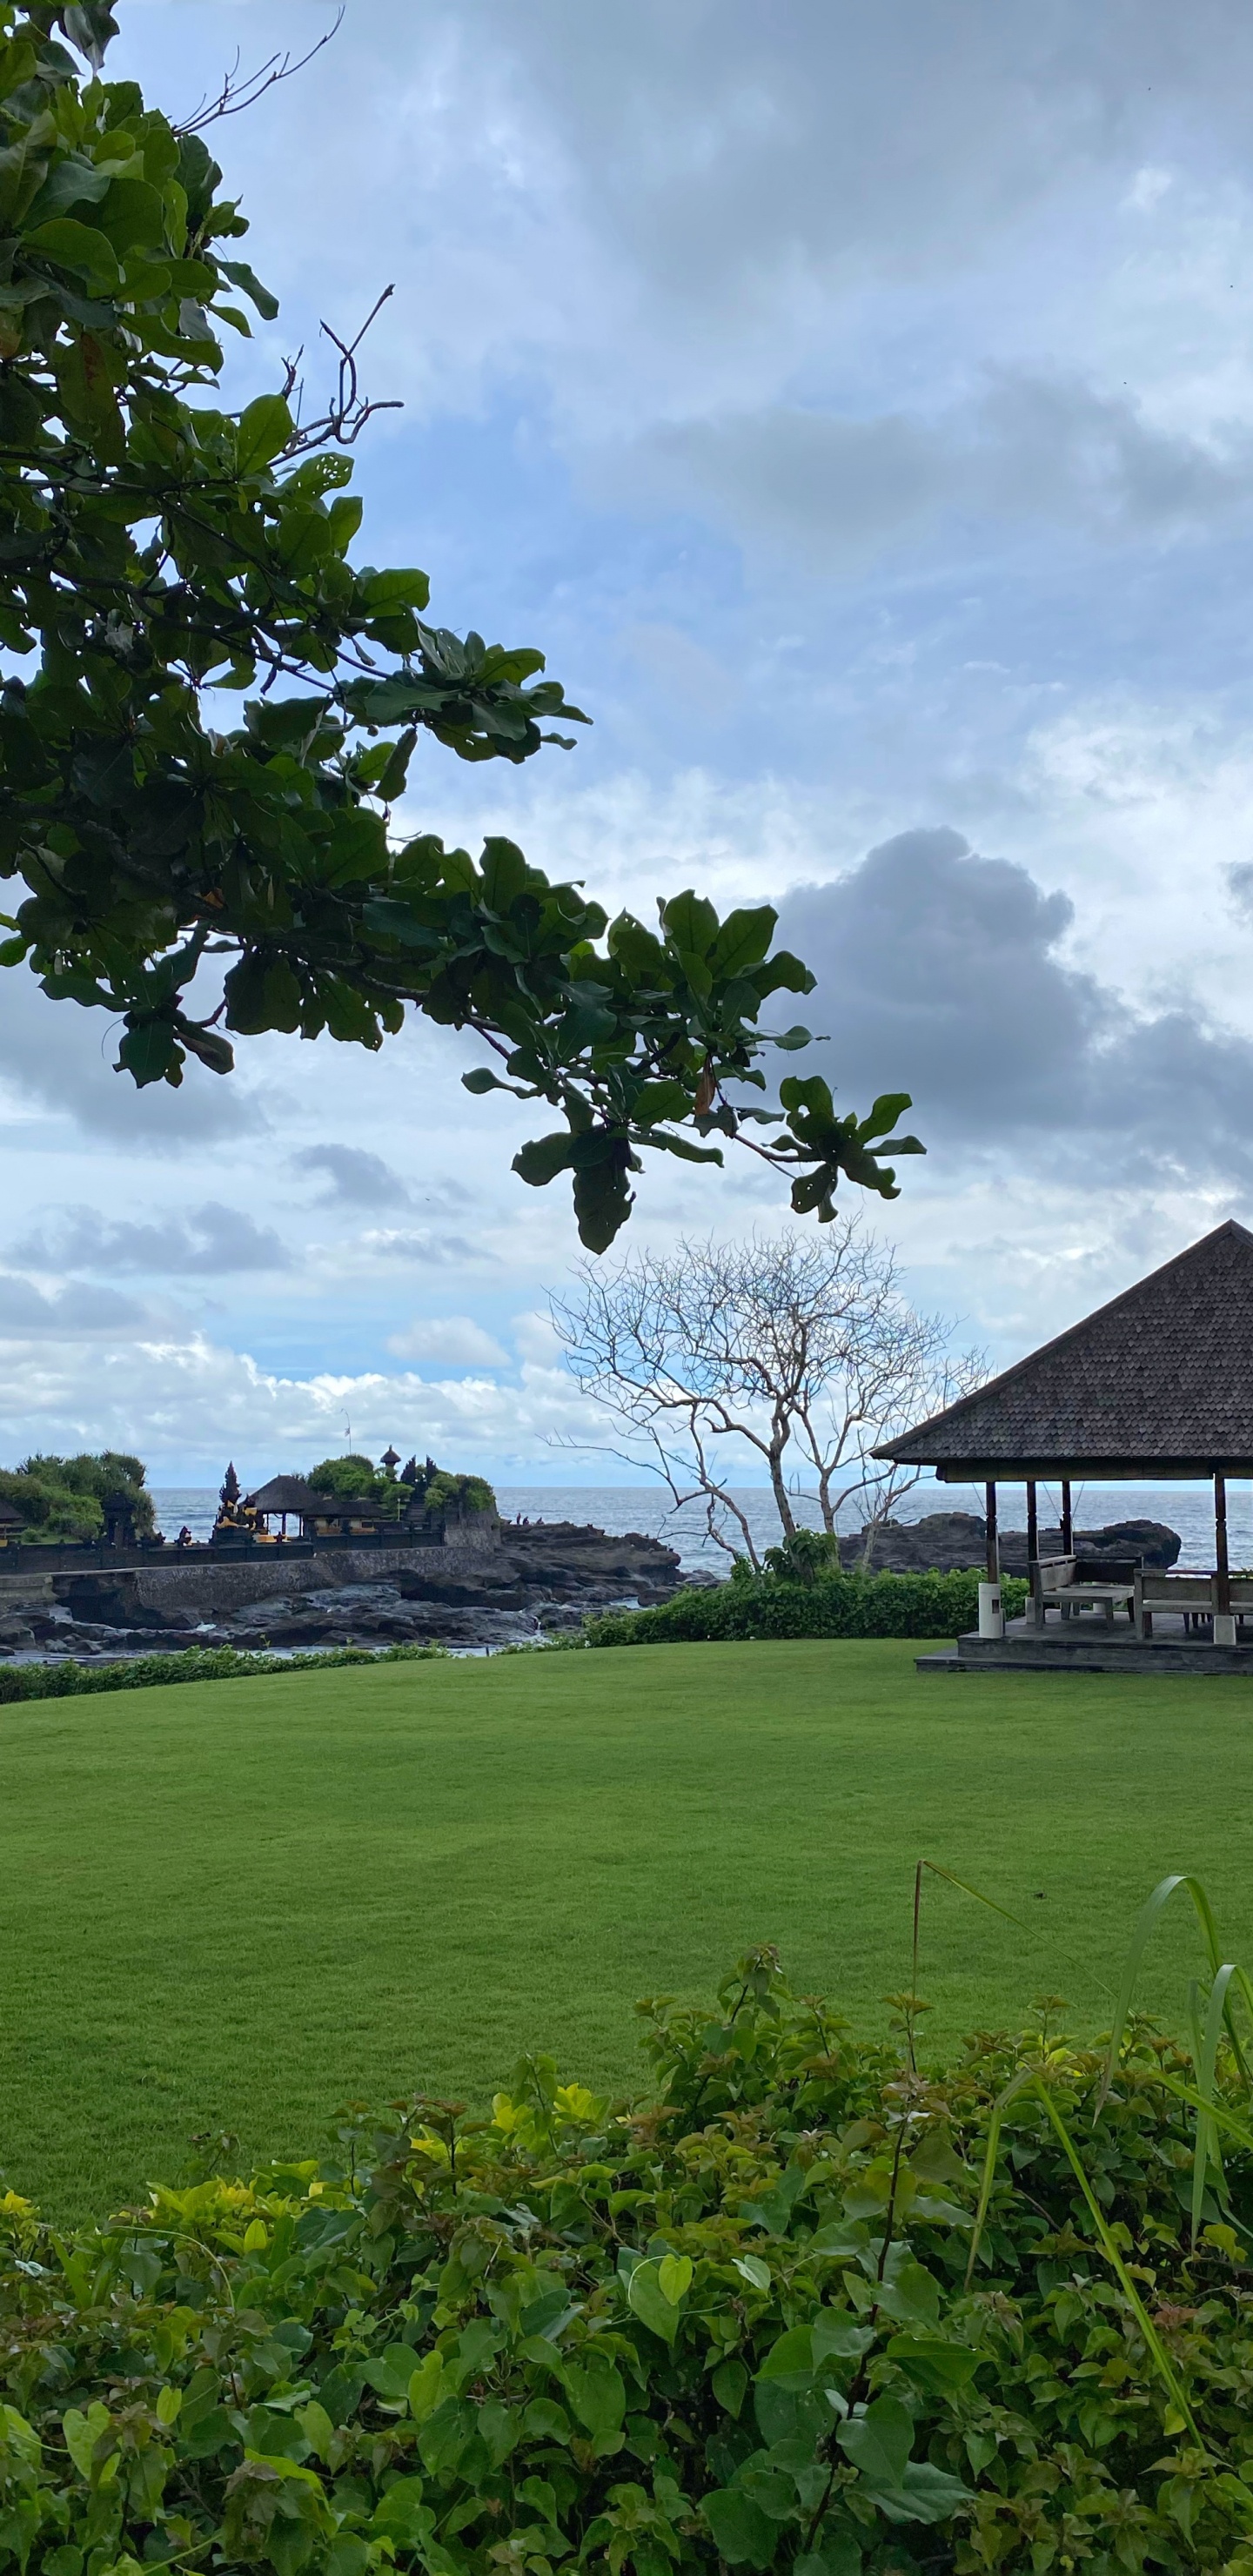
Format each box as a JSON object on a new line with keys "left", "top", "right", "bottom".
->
{"left": 918, "top": 1611, "right": 1253, "bottom": 1678}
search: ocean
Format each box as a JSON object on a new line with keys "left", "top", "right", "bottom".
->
{"left": 150, "top": 1479, "right": 1250, "bottom": 1572}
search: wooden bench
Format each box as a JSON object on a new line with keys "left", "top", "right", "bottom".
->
{"left": 1031, "top": 1554, "right": 1139, "bottom": 1630}
{"left": 1135, "top": 1572, "right": 1253, "bottom": 1639}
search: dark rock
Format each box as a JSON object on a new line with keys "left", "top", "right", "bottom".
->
{"left": 841, "top": 1510, "right": 1181, "bottom": 1575}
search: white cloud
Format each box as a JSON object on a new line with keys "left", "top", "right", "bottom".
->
{"left": 386, "top": 1316, "right": 512, "bottom": 1367}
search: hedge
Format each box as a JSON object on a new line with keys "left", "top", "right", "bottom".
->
{"left": 586, "top": 1567, "right": 1030, "bottom": 1647}
{"left": 0, "top": 1640, "right": 448, "bottom": 1704}
{"left": 2, "top": 1944, "right": 1251, "bottom": 2576}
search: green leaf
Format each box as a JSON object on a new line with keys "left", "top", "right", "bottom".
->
{"left": 710, "top": 904, "right": 776, "bottom": 976}
{"left": 885, "top": 2331, "right": 979, "bottom": 2395}
{"left": 701, "top": 2489, "right": 777, "bottom": 2570}
{"left": 359, "top": 566, "right": 431, "bottom": 614}
{"left": 370, "top": 2478, "right": 432, "bottom": 2546}
{"left": 116, "top": 1019, "right": 179, "bottom": 1086}
{"left": 711, "top": 2358, "right": 747, "bottom": 2418}
{"left": 626, "top": 2257, "right": 682, "bottom": 2344}
{"left": 513, "top": 1132, "right": 576, "bottom": 1188}
{"left": 562, "top": 2352, "right": 626, "bottom": 2443}
{"left": 657, "top": 2251, "right": 692, "bottom": 2304}
{"left": 236, "top": 392, "right": 293, "bottom": 474}
{"left": 62, "top": 2404, "right": 109, "bottom": 2481}
{"left": 838, "top": 2395, "right": 913, "bottom": 2489}
{"left": 631, "top": 1077, "right": 691, "bottom": 1126}
{"left": 479, "top": 836, "right": 530, "bottom": 909}
{"left": 874, "top": 2258, "right": 941, "bottom": 2326}
{"left": 859, "top": 1090, "right": 915, "bottom": 1141}
{"left": 732, "top": 2254, "right": 771, "bottom": 2290}
{"left": 660, "top": 889, "right": 719, "bottom": 958}
{"left": 758, "top": 2324, "right": 814, "bottom": 2378}
{"left": 219, "top": 257, "right": 280, "bottom": 320}
{"left": 28, "top": 216, "right": 119, "bottom": 290}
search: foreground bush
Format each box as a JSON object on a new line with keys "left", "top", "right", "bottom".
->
{"left": 3, "top": 1949, "right": 1252, "bottom": 2576}
{"left": 587, "top": 1568, "right": 1029, "bottom": 1648}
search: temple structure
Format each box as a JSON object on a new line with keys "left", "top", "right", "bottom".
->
{"left": 876, "top": 1219, "right": 1253, "bottom": 1667}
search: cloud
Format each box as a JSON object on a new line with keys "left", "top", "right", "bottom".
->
{"left": 13, "top": 1203, "right": 291, "bottom": 1277}
{"left": 0, "top": 1274, "right": 147, "bottom": 1336}
{"left": 1227, "top": 861, "right": 1253, "bottom": 922}
{"left": 359, "top": 1227, "right": 491, "bottom": 1267}
{"left": 386, "top": 1316, "right": 512, "bottom": 1367}
{"left": 776, "top": 828, "right": 1253, "bottom": 1180}
{"left": 0, "top": 967, "right": 263, "bottom": 1147}
{"left": 0, "top": 1325, "right": 592, "bottom": 1481}
{"left": 292, "top": 1144, "right": 413, "bottom": 1209}
{"left": 621, "top": 372, "right": 1253, "bottom": 571}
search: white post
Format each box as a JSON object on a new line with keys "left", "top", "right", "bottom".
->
{"left": 1215, "top": 1612, "right": 1236, "bottom": 1647}
{"left": 978, "top": 1580, "right": 1003, "bottom": 1639}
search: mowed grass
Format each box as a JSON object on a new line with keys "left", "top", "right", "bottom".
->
{"left": 2, "top": 1639, "right": 1251, "bottom": 2217}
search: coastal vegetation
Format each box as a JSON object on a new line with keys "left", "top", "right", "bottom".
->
{"left": 586, "top": 1563, "right": 1029, "bottom": 1647}
{"left": 3, "top": 1902, "right": 1253, "bottom": 2573}
{"left": 0, "top": 4, "right": 920, "bottom": 1248}
{"left": 0, "top": 1447, "right": 151, "bottom": 1541}
{"left": 306, "top": 1458, "right": 498, "bottom": 1521}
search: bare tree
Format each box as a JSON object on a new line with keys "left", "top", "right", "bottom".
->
{"left": 550, "top": 1223, "right": 985, "bottom": 1570}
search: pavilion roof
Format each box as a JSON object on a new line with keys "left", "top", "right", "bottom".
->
{"left": 875, "top": 1219, "right": 1253, "bottom": 1479}
{"left": 245, "top": 1475, "right": 321, "bottom": 1513}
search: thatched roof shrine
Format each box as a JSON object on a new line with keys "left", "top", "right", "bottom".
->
{"left": 245, "top": 1476, "right": 322, "bottom": 1515}
{"left": 877, "top": 1219, "right": 1253, "bottom": 1480}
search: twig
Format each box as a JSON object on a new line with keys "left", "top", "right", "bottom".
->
{"left": 177, "top": 10, "right": 345, "bottom": 135}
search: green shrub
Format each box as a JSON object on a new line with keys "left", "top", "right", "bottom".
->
{"left": 587, "top": 1566, "right": 1029, "bottom": 1647}
{"left": 2, "top": 1942, "right": 1251, "bottom": 2576}
{"left": 0, "top": 1450, "right": 153, "bottom": 1544}
{"left": 423, "top": 1469, "right": 497, "bottom": 1518}
{"left": 0, "top": 1641, "right": 448, "bottom": 1705}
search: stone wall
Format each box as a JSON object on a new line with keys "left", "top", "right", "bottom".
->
{"left": 3, "top": 1540, "right": 499, "bottom": 1624}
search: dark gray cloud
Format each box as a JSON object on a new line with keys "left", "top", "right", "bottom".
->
{"left": 292, "top": 1144, "right": 412, "bottom": 1209}
{"left": 0, "top": 1274, "right": 146, "bottom": 1335}
{"left": 13, "top": 1202, "right": 291, "bottom": 1277}
{"left": 625, "top": 374, "right": 1253, "bottom": 569}
{"left": 776, "top": 828, "right": 1253, "bottom": 1179}
{"left": 1227, "top": 862, "right": 1253, "bottom": 923}
{"left": 360, "top": 1228, "right": 491, "bottom": 1267}
{"left": 0, "top": 968, "right": 262, "bottom": 1146}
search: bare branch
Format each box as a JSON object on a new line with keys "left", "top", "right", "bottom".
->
{"left": 178, "top": 10, "right": 345, "bottom": 137}
{"left": 549, "top": 1221, "right": 985, "bottom": 1566}
{"left": 281, "top": 288, "right": 403, "bottom": 458}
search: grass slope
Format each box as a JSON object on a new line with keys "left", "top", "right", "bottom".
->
{"left": 2, "top": 1639, "right": 1250, "bottom": 2216}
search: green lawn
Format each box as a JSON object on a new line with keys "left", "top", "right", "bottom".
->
{"left": 2, "top": 1640, "right": 1250, "bottom": 2217}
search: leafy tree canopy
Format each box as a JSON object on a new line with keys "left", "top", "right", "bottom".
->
{"left": 0, "top": 1443, "right": 151, "bottom": 1538}
{"left": 0, "top": 3, "right": 923, "bottom": 1247}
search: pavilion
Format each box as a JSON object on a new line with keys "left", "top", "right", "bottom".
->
{"left": 874, "top": 1219, "right": 1253, "bottom": 1662}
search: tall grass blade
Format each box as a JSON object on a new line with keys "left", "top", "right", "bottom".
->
{"left": 1191, "top": 1966, "right": 1236, "bottom": 2246}
{"left": 1096, "top": 1873, "right": 1245, "bottom": 2113}
{"left": 969, "top": 2064, "right": 1208, "bottom": 2449}
{"left": 964, "top": 2068, "right": 1033, "bottom": 2291}
{"left": 1024, "top": 2073, "right": 1208, "bottom": 2452}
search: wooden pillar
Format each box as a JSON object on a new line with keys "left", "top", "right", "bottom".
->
{"left": 1026, "top": 1480, "right": 1038, "bottom": 1568}
{"left": 984, "top": 1480, "right": 999, "bottom": 1583}
{"left": 1061, "top": 1479, "right": 1073, "bottom": 1555}
{"left": 1216, "top": 1472, "right": 1231, "bottom": 1614}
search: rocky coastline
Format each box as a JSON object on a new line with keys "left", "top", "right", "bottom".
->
{"left": 0, "top": 1507, "right": 1186, "bottom": 1663}
{"left": 0, "top": 1520, "right": 693, "bottom": 1660}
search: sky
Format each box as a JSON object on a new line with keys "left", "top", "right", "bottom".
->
{"left": 5, "top": 0, "right": 1253, "bottom": 1486}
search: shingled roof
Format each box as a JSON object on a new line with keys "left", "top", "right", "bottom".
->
{"left": 245, "top": 1476, "right": 321, "bottom": 1515}
{"left": 876, "top": 1220, "right": 1253, "bottom": 1478}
